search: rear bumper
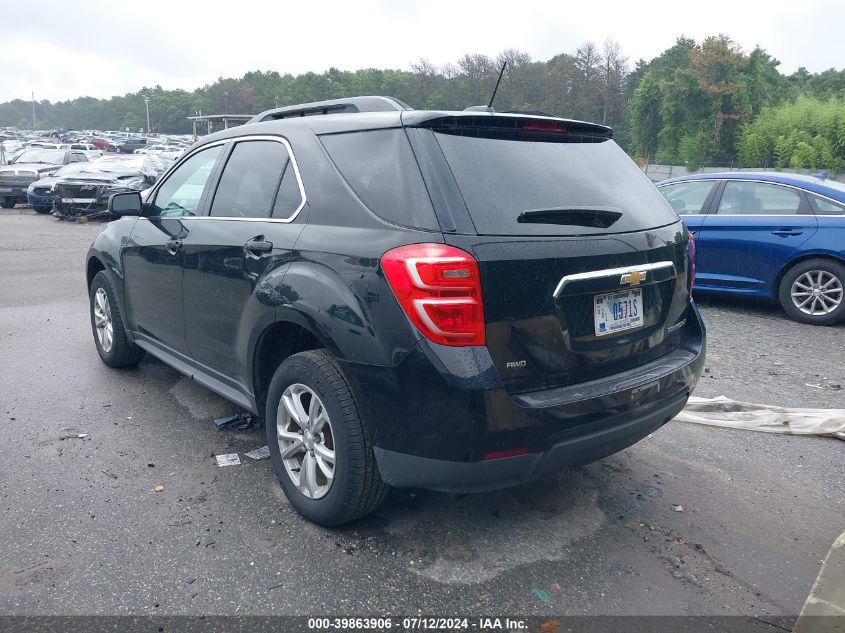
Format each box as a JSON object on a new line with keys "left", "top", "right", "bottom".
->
{"left": 342, "top": 302, "right": 705, "bottom": 493}
{"left": 375, "top": 389, "right": 688, "bottom": 492}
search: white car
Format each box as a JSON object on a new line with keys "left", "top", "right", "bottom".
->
{"left": 58, "top": 143, "right": 103, "bottom": 160}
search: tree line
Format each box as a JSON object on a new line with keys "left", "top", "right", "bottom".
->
{"left": 1, "top": 36, "right": 843, "bottom": 170}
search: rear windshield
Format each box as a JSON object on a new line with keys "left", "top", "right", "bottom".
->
{"left": 433, "top": 130, "right": 678, "bottom": 236}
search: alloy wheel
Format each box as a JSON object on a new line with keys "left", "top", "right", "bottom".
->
{"left": 276, "top": 383, "right": 336, "bottom": 500}
{"left": 790, "top": 270, "right": 843, "bottom": 316}
{"left": 93, "top": 288, "right": 114, "bottom": 352}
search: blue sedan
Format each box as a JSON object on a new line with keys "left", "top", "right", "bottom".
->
{"left": 657, "top": 172, "right": 845, "bottom": 325}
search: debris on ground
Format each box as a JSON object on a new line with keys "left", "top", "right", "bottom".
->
{"left": 59, "top": 433, "right": 88, "bottom": 440}
{"left": 154, "top": 484, "right": 165, "bottom": 492}
{"left": 672, "top": 505, "right": 685, "bottom": 512}
{"left": 245, "top": 446, "right": 271, "bottom": 460}
{"left": 675, "top": 396, "right": 845, "bottom": 440}
{"left": 215, "top": 453, "right": 241, "bottom": 467}
{"left": 213, "top": 413, "right": 256, "bottom": 430}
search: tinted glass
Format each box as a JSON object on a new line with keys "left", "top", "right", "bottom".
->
{"left": 320, "top": 129, "right": 439, "bottom": 230}
{"left": 718, "top": 181, "right": 801, "bottom": 215}
{"left": 151, "top": 145, "right": 223, "bottom": 217}
{"left": 660, "top": 181, "right": 716, "bottom": 215}
{"left": 809, "top": 194, "right": 845, "bottom": 215}
{"left": 434, "top": 133, "right": 677, "bottom": 236}
{"left": 210, "top": 140, "right": 289, "bottom": 218}
{"left": 271, "top": 161, "right": 304, "bottom": 219}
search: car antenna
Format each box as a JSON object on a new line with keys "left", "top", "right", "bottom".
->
{"left": 463, "top": 61, "right": 508, "bottom": 113}
{"left": 488, "top": 61, "right": 508, "bottom": 110}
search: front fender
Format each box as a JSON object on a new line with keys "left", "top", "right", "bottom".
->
{"left": 86, "top": 217, "right": 138, "bottom": 334}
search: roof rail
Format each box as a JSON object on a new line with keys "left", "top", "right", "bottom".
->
{"left": 249, "top": 96, "right": 412, "bottom": 123}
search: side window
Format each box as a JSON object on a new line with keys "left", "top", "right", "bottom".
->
{"left": 151, "top": 145, "right": 223, "bottom": 217}
{"left": 717, "top": 181, "right": 801, "bottom": 215}
{"left": 209, "top": 140, "right": 290, "bottom": 219}
{"left": 809, "top": 194, "right": 845, "bottom": 215}
{"left": 320, "top": 129, "right": 439, "bottom": 230}
{"left": 659, "top": 181, "right": 716, "bottom": 215}
{"left": 271, "top": 161, "right": 304, "bottom": 219}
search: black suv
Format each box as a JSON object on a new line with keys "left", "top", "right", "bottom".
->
{"left": 86, "top": 96, "right": 705, "bottom": 526}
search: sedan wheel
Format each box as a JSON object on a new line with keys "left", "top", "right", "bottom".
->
{"left": 277, "top": 383, "right": 336, "bottom": 500}
{"left": 790, "top": 270, "right": 843, "bottom": 316}
{"left": 779, "top": 258, "right": 845, "bottom": 325}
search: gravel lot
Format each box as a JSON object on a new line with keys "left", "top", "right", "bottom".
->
{"left": 1, "top": 207, "right": 843, "bottom": 619}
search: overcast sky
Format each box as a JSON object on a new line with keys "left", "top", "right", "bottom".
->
{"left": 2, "top": 0, "right": 843, "bottom": 103}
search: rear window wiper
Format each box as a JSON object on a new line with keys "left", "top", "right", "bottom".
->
{"left": 517, "top": 206, "right": 622, "bottom": 228}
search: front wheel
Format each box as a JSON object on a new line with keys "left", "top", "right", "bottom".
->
{"left": 34, "top": 206, "right": 53, "bottom": 214}
{"left": 265, "top": 350, "right": 387, "bottom": 526}
{"left": 89, "top": 271, "right": 146, "bottom": 367}
{"left": 778, "top": 258, "right": 845, "bottom": 325}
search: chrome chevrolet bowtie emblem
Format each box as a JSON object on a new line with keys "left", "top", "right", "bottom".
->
{"left": 621, "top": 270, "right": 647, "bottom": 286}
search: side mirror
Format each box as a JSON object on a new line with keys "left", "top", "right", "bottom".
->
{"left": 108, "top": 191, "right": 143, "bottom": 216}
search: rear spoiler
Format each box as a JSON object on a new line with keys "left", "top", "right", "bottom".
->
{"left": 401, "top": 112, "right": 613, "bottom": 141}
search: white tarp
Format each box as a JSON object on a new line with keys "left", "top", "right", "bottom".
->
{"left": 676, "top": 396, "right": 845, "bottom": 440}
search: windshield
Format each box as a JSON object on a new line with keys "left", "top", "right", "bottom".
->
{"left": 433, "top": 131, "right": 679, "bottom": 236}
{"left": 13, "top": 149, "right": 65, "bottom": 165}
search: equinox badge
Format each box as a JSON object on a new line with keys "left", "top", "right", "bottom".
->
{"left": 620, "top": 270, "right": 648, "bottom": 286}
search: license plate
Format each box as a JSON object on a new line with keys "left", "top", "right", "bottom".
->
{"left": 594, "top": 288, "right": 643, "bottom": 336}
{"left": 62, "top": 198, "right": 96, "bottom": 204}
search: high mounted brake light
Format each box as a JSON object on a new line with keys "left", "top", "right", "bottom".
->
{"left": 381, "top": 243, "right": 485, "bottom": 346}
{"left": 519, "top": 120, "right": 568, "bottom": 133}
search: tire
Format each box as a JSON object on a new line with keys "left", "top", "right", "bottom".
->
{"left": 89, "top": 271, "right": 146, "bottom": 367}
{"left": 778, "top": 258, "right": 845, "bottom": 325}
{"left": 34, "top": 206, "right": 53, "bottom": 214}
{"left": 265, "top": 350, "right": 387, "bottom": 526}
{"left": 0, "top": 198, "right": 15, "bottom": 209}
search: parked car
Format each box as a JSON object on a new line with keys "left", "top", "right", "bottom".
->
{"left": 53, "top": 155, "right": 167, "bottom": 220}
{"left": 26, "top": 162, "right": 91, "bottom": 213}
{"left": 86, "top": 96, "right": 704, "bottom": 525}
{"left": 107, "top": 138, "right": 147, "bottom": 154}
{"left": 58, "top": 143, "right": 103, "bottom": 160}
{"left": 0, "top": 148, "right": 88, "bottom": 208}
{"left": 657, "top": 172, "right": 845, "bottom": 325}
{"left": 90, "top": 138, "right": 111, "bottom": 150}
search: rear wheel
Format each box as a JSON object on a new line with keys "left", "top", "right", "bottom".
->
{"left": 89, "top": 271, "right": 146, "bottom": 367}
{"left": 0, "top": 198, "right": 15, "bottom": 209}
{"left": 265, "top": 350, "right": 387, "bottom": 526}
{"left": 778, "top": 258, "right": 845, "bottom": 325}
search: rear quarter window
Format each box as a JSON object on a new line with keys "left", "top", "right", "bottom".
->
{"left": 319, "top": 129, "right": 439, "bottom": 231}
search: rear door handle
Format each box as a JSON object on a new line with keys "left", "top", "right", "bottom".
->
{"left": 165, "top": 239, "right": 183, "bottom": 255}
{"left": 771, "top": 228, "right": 803, "bottom": 237}
{"left": 244, "top": 236, "right": 273, "bottom": 256}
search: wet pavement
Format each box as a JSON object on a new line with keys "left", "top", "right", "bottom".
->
{"left": 1, "top": 207, "right": 843, "bottom": 617}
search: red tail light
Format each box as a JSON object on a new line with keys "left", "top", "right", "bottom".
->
{"left": 381, "top": 243, "right": 485, "bottom": 346}
{"left": 687, "top": 232, "right": 696, "bottom": 291}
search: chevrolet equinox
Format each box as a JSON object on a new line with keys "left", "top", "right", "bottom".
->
{"left": 85, "top": 96, "right": 705, "bottom": 526}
